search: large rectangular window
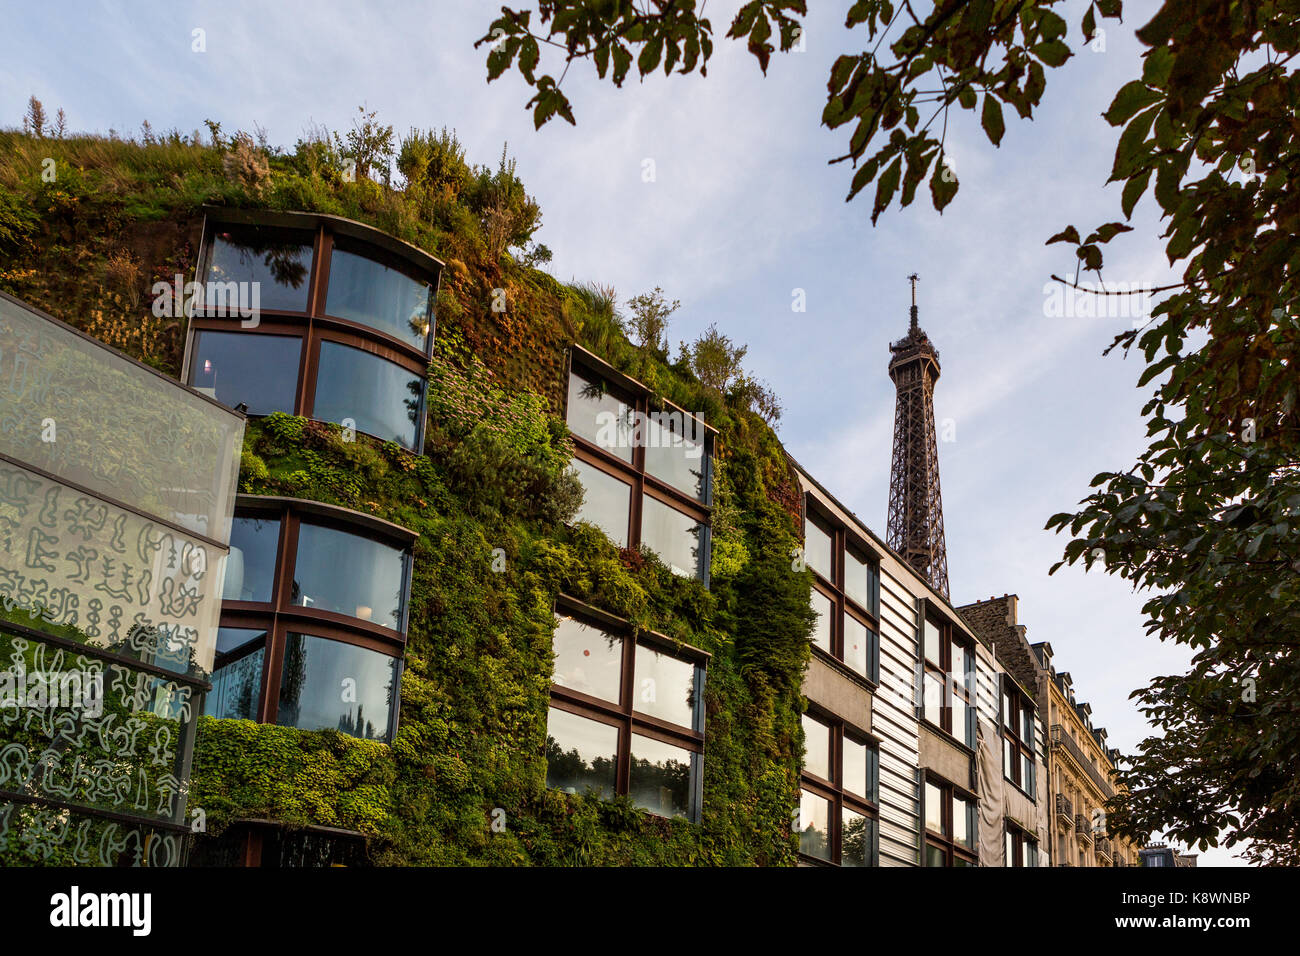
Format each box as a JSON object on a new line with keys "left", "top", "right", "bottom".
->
{"left": 312, "top": 340, "right": 423, "bottom": 450}
{"left": 276, "top": 633, "right": 398, "bottom": 741}
{"left": 921, "top": 613, "right": 975, "bottom": 749}
{"left": 799, "top": 709, "right": 879, "bottom": 866}
{"left": 204, "top": 224, "right": 315, "bottom": 313}
{"left": 565, "top": 356, "right": 712, "bottom": 583}
{"left": 922, "top": 776, "right": 977, "bottom": 866}
{"left": 1006, "top": 823, "right": 1039, "bottom": 867}
{"left": 804, "top": 499, "right": 880, "bottom": 683}
{"left": 547, "top": 603, "right": 705, "bottom": 821}
{"left": 1002, "top": 677, "right": 1037, "bottom": 798}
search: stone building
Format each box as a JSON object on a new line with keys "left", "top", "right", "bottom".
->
{"left": 957, "top": 594, "right": 1143, "bottom": 866}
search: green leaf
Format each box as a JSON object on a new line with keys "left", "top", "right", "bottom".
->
{"left": 981, "top": 94, "right": 1005, "bottom": 146}
{"left": 1112, "top": 103, "right": 1159, "bottom": 180}
{"left": 929, "top": 157, "right": 958, "bottom": 212}
{"left": 1122, "top": 168, "right": 1153, "bottom": 218}
{"left": 1082, "top": 4, "right": 1097, "bottom": 41}
{"left": 1104, "top": 81, "right": 1161, "bottom": 127}
{"left": 639, "top": 35, "right": 664, "bottom": 76}
{"left": 1033, "top": 39, "right": 1071, "bottom": 67}
{"left": 1047, "top": 225, "right": 1081, "bottom": 245}
{"left": 872, "top": 155, "right": 901, "bottom": 223}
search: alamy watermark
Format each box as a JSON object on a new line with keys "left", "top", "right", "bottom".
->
{"left": 151, "top": 274, "right": 260, "bottom": 327}
{"left": 0, "top": 665, "right": 103, "bottom": 718}
{"left": 593, "top": 406, "right": 706, "bottom": 458}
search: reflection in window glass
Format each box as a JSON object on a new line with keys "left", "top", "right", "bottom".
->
{"left": 190, "top": 331, "right": 301, "bottom": 416}
{"left": 570, "top": 459, "right": 631, "bottom": 547}
{"left": 630, "top": 734, "right": 693, "bottom": 819}
{"left": 843, "top": 736, "right": 871, "bottom": 799}
{"left": 810, "top": 589, "right": 833, "bottom": 653}
{"left": 925, "top": 781, "right": 945, "bottom": 834}
{"left": 924, "top": 619, "right": 942, "bottom": 665}
{"left": 205, "top": 225, "right": 314, "bottom": 313}
{"left": 641, "top": 496, "right": 702, "bottom": 578}
{"left": 633, "top": 644, "right": 696, "bottom": 728}
{"left": 551, "top": 615, "right": 622, "bottom": 703}
{"left": 223, "top": 516, "right": 281, "bottom": 603}
{"left": 314, "top": 341, "right": 423, "bottom": 450}
{"left": 802, "top": 714, "right": 832, "bottom": 780}
{"left": 843, "top": 614, "right": 870, "bottom": 678}
{"left": 566, "top": 371, "right": 633, "bottom": 462}
{"left": 799, "top": 790, "right": 832, "bottom": 862}
{"left": 845, "top": 549, "right": 874, "bottom": 611}
{"left": 293, "top": 522, "right": 408, "bottom": 629}
{"left": 924, "top": 671, "right": 944, "bottom": 727}
{"left": 545, "top": 707, "right": 618, "bottom": 799}
{"left": 805, "top": 520, "right": 833, "bottom": 581}
{"left": 953, "top": 795, "right": 969, "bottom": 848}
{"left": 643, "top": 412, "right": 707, "bottom": 499}
{"left": 325, "top": 245, "right": 432, "bottom": 351}
{"left": 842, "top": 809, "right": 872, "bottom": 867}
{"left": 925, "top": 844, "right": 946, "bottom": 866}
{"left": 953, "top": 693, "right": 970, "bottom": 747}
{"left": 206, "top": 628, "right": 266, "bottom": 721}
{"left": 276, "top": 634, "right": 396, "bottom": 741}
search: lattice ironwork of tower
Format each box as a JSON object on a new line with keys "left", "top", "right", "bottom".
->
{"left": 886, "top": 275, "right": 950, "bottom": 598}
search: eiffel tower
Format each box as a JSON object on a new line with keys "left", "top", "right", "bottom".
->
{"left": 886, "top": 274, "right": 949, "bottom": 598}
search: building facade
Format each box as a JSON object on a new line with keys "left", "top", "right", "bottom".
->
{"left": 958, "top": 595, "right": 1143, "bottom": 867}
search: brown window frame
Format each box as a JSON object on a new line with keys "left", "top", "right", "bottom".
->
{"left": 183, "top": 211, "right": 441, "bottom": 451}
{"left": 803, "top": 497, "right": 881, "bottom": 684}
{"left": 921, "top": 610, "right": 975, "bottom": 749}
{"left": 922, "top": 774, "right": 978, "bottom": 866}
{"left": 547, "top": 598, "right": 707, "bottom": 822}
{"left": 1002, "top": 677, "right": 1037, "bottom": 799}
{"left": 1005, "top": 821, "right": 1039, "bottom": 867}
{"left": 798, "top": 707, "right": 880, "bottom": 866}
{"left": 564, "top": 349, "right": 714, "bottom": 584}
{"left": 210, "top": 495, "right": 415, "bottom": 741}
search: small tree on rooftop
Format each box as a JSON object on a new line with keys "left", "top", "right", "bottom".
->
{"left": 625, "top": 286, "right": 679, "bottom": 360}
{"left": 336, "top": 105, "right": 395, "bottom": 183}
{"left": 691, "top": 323, "right": 747, "bottom": 394}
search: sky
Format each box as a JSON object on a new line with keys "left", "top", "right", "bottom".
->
{"left": 1, "top": 0, "right": 1244, "bottom": 864}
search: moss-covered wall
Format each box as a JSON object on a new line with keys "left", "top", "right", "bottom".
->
{"left": 0, "top": 129, "right": 815, "bottom": 865}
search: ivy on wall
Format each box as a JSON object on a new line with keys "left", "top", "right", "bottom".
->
{"left": 0, "top": 130, "right": 816, "bottom": 866}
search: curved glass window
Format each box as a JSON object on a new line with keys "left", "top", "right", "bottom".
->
{"left": 206, "top": 627, "right": 267, "bottom": 721}
{"left": 326, "top": 243, "right": 432, "bottom": 350}
{"left": 313, "top": 341, "right": 422, "bottom": 450}
{"left": 223, "top": 515, "right": 281, "bottom": 603}
{"left": 276, "top": 633, "right": 397, "bottom": 741}
{"left": 205, "top": 225, "right": 314, "bottom": 313}
{"left": 190, "top": 331, "right": 301, "bottom": 416}
{"left": 292, "top": 521, "right": 408, "bottom": 629}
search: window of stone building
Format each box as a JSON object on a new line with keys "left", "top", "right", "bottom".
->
{"left": 565, "top": 354, "right": 713, "bottom": 582}
{"left": 802, "top": 498, "right": 881, "bottom": 683}
{"left": 546, "top": 602, "right": 706, "bottom": 822}
{"left": 1006, "top": 822, "right": 1039, "bottom": 866}
{"left": 799, "top": 709, "right": 879, "bottom": 866}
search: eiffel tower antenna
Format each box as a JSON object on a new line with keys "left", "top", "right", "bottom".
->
{"left": 886, "top": 275, "right": 949, "bottom": 598}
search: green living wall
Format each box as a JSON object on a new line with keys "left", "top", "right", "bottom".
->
{"left": 0, "top": 125, "right": 815, "bottom": 865}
